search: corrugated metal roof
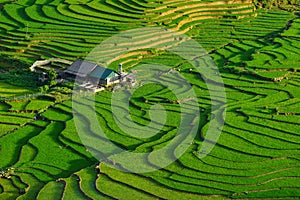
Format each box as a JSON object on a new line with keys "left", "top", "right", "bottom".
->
{"left": 90, "top": 66, "right": 117, "bottom": 80}
{"left": 64, "top": 59, "right": 97, "bottom": 77}
{"left": 65, "top": 59, "right": 118, "bottom": 80}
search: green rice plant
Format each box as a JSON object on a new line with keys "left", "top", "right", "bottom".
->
{"left": 3, "top": 4, "right": 39, "bottom": 27}
{"left": 87, "top": 1, "right": 145, "bottom": 18}
{"left": 0, "top": 12, "right": 21, "bottom": 31}
{"left": 276, "top": 101, "right": 300, "bottom": 114}
{"left": 100, "top": 163, "right": 226, "bottom": 199}
{"left": 28, "top": 122, "right": 92, "bottom": 179}
{"left": 59, "top": 120, "right": 83, "bottom": 144}
{"left": 35, "top": 0, "right": 53, "bottom": 4}
{"left": 106, "top": 0, "right": 146, "bottom": 13}
{"left": 36, "top": 181, "right": 64, "bottom": 200}
{"left": 24, "top": 5, "right": 66, "bottom": 26}
{"left": 0, "top": 0, "right": 299, "bottom": 198}
{"left": 58, "top": 120, "right": 95, "bottom": 162}
{"left": 7, "top": 101, "right": 29, "bottom": 111}
{"left": 15, "top": 173, "right": 44, "bottom": 200}
{"left": 254, "top": 71, "right": 289, "bottom": 79}
{"left": 0, "top": 113, "right": 32, "bottom": 125}
{"left": 14, "top": 0, "right": 35, "bottom": 6}
{"left": 30, "top": 45, "right": 86, "bottom": 59}
{"left": 0, "top": 82, "right": 34, "bottom": 98}
{"left": 0, "top": 124, "right": 19, "bottom": 136}
{"left": 25, "top": 99, "right": 53, "bottom": 111}
{"left": 10, "top": 175, "right": 27, "bottom": 193}
{"left": 0, "top": 125, "right": 43, "bottom": 168}
{"left": 173, "top": 157, "right": 300, "bottom": 186}
{"left": 121, "top": 0, "right": 157, "bottom": 9}
{"left": 76, "top": 166, "right": 111, "bottom": 199}
{"left": 29, "top": 119, "right": 49, "bottom": 127}
{"left": 0, "top": 103, "right": 10, "bottom": 111}
{"left": 106, "top": 162, "right": 230, "bottom": 196}
{"left": 57, "top": 4, "right": 125, "bottom": 24}
{"left": 96, "top": 172, "right": 157, "bottom": 200}
{"left": 233, "top": 189, "right": 300, "bottom": 199}
{"left": 168, "top": 171, "right": 300, "bottom": 196}
{"left": 61, "top": 174, "right": 88, "bottom": 199}
{"left": 250, "top": 115, "right": 300, "bottom": 137}
{"left": 45, "top": 41, "right": 94, "bottom": 53}
{"left": 226, "top": 111, "right": 300, "bottom": 145}
{"left": 0, "top": 177, "right": 20, "bottom": 199}
{"left": 42, "top": 106, "right": 72, "bottom": 122}
{"left": 42, "top": 5, "right": 103, "bottom": 26}
{"left": 15, "top": 143, "right": 38, "bottom": 166}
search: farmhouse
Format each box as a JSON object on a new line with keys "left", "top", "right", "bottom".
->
{"left": 64, "top": 59, "right": 97, "bottom": 79}
{"left": 89, "top": 65, "right": 120, "bottom": 86}
{"left": 64, "top": 59, "right": 121, "bottom": 86}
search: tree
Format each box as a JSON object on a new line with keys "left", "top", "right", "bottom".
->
{"left": 48, "top": 68, "right": 58, "bottom": 81}
{"left": 47, "top": 69, "right": 58, "bottom": 86}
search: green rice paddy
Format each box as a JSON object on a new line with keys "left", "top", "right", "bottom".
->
{"left": 0, "top": 82, "right": 34, "bottom": 98}
{"left": 0, "top": 0, "right": 300, "bottom": 199}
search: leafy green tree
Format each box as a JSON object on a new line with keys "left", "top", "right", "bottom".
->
{"left": 48, "top": 69, "right": 57, "bottom": 81}
{"left": 47, "top": 69, "right": 58, "bottom": 86}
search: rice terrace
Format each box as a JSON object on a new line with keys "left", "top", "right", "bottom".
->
{"left": 0, "top": 0, "right": 300, "bottom": 199}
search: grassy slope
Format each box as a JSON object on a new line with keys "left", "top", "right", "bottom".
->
{"left": 0, "top": 82, "right": 34, "bottom": 97}
{"left": 0, "top": 0, "right": 300, "bottom": 199}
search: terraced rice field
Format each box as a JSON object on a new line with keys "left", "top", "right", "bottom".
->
{"left": 0, "top": 82, "right": 34, "bottom": 98}
{"left": 0, "top": 0, "right": 300, "bottom": 199}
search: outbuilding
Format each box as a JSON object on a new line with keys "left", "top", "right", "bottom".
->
{"left": 64, "top": 59, "right": 121, "bottom": 86}
{"left": 64, "top": 59, "right": 98, "bottom": 80}
{"left": 89, "top": 66, "right": 120, "bottom": 86}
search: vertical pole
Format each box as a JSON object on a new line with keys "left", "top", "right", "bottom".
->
{"left": 25, "top": 23, "right": 29, "bottom": 39}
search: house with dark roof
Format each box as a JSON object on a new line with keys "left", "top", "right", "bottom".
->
{"left": 64, "top": 59, "right": 97, "bottom": 79}
{"left": 64, "top": 59, "right": 121, "bottom": 86}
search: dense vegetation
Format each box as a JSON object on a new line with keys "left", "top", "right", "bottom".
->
{"left": 0, "top": 0, "right": 300, "bottom": 199}
{"left": 255, "top": 0, "right": 300, "bottom": 9}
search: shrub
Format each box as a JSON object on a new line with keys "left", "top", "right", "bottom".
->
{"left": 255, "top": 0, "right": 300, "bottom": 9}
{"left": 0, "top": 69, "right": 40, "bottom": 88}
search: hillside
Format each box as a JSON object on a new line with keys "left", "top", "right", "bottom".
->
{"left": 0, "top": 0, "right": 300, "bottom": 199}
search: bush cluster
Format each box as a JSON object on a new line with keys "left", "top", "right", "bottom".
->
{"left": 0, "top": 69, "right": 40, "bottom": 87}
{"left": 255, "top": 0, "right": 300, "bottom": 9}
{"left": 0, "top": 56, "right": 29, "bottom": 70}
